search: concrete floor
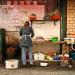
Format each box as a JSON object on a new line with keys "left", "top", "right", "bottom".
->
{"left": 0, "top": 64, "right": 75, "bottom": 75}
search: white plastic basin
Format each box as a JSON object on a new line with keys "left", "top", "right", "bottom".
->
{"left": 5, "top": 59, "right": 19, "bottom": 69}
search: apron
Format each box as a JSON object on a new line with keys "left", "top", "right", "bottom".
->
{"left": 19, "top": 27, "right": 34, "bottom": 47}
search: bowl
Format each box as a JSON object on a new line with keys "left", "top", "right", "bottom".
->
{"left": 40, "top": 62, "right": 48, "bottom": 67}
{"left": 51, "top": 37, "right": 58, "bottom": 42}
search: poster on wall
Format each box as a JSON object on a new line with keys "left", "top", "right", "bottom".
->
{"left": 0, "top": 5, "right": 45, "bottom": 31}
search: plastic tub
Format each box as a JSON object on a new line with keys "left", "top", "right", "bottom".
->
{"left": 40, "top": 62, "right": 48, "bottom": 67}
{"left": 5, "top": 59, "right": 19, "bottom": 69}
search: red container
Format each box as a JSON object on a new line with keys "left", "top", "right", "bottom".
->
{"left": 29, "top": 14, "right": 36, "bottom": 21}
{"left": 50, "top": 15, "right": 61, "bottom": 21}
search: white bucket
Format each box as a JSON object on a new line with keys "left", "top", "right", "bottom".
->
{"left": 5, "top": 59, "right": 19, "bottom": 69}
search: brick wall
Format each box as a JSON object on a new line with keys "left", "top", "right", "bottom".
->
{"left": 67, "top": 0, "right": 75, "bottom": 37}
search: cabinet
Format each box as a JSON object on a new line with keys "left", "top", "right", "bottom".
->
{"left": 0, "top": 29, "right": 6, "bottom": 62}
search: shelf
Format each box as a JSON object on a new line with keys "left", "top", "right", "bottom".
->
{"left": 33, "top": 60, "right": 60, "bottom": 62}
{"left": 33, "top": 41, "right": 65, "bottom": 44}
{"left": 26, "top": 60, "right": 60, "bottom": 62}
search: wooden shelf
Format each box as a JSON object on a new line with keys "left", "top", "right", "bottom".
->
{"left": 33, "top": 41, "right": 65, "bottom": 44}
{"left": 33, "top": 60, "right": 60, "bottom": 62}
{"left": 26, "top": 60, "right": 60, "bottom": 62}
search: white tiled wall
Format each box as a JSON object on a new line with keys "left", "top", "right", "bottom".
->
{"left": 32, "top": 21, "right": 60, "bottom": 40}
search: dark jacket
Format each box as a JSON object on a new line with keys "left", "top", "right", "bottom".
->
{"left": 19, "top": 26, "right": 34, "bottom": 47}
